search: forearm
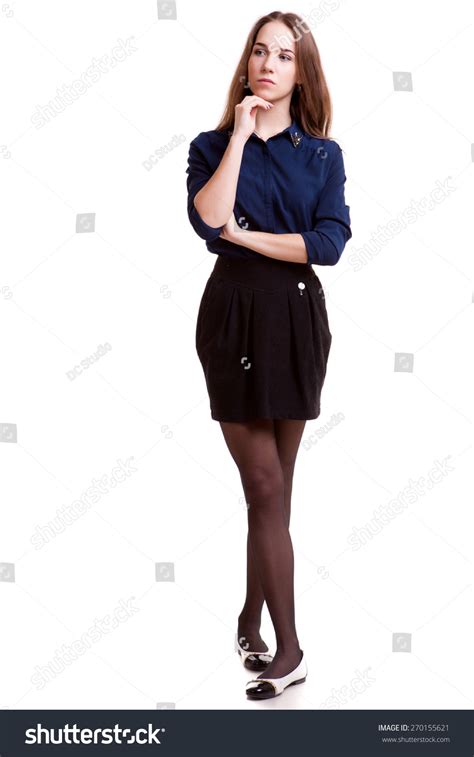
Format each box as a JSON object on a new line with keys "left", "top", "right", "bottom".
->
{"left": 232, "top": 229, "right": 309, "bottom": 264}
{"left": 194, "top": 134, "right": 246, "bottom": 228}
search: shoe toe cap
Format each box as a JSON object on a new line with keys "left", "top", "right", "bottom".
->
{"left": 246, "top": 680, "right": 276, "bottom": 697}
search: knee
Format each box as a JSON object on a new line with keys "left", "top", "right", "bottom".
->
{"left": 240, "top": 464, "right": 284, "bottom": 506}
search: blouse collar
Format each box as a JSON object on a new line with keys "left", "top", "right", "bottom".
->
{"left": 227, "top": 117, "right": 304, "bottom": 147}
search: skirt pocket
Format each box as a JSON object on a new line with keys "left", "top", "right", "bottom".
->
{"left": 308, "top": 275, "right": 332, "bottom": 338}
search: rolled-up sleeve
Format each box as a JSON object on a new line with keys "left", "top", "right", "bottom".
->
{"left": 186, "top": 137, "right": 224, "bottom": 241}
{"left": 300, "top": 143, "right": 352, "bottom": 266}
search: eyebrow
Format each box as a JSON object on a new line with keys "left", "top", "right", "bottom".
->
{"left": 254, "top": 41, "right": 295, "bottom": 55}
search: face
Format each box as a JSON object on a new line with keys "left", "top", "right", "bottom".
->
{"left": 247, "top": 20, "right": 298, "bottom": 102}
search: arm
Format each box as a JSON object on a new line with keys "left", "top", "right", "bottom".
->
{"left": 186, "top": 133, "right": 247, "bottom": 240}
{"left": 220, "top": 142, "right": 352, "bottom": 265}
{"left": 300, "top": 143, "right": 352, "bottom": 265}
{"left": 220, "top": 224, "right": 308, "bottom": 263}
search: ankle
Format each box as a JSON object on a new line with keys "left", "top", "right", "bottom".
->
{"left": 275, "top": 639, "right": 301, "bottom": 655}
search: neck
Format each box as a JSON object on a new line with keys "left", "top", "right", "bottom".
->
{"left": 254, "top": 102, "right": 292, "bottom": 138}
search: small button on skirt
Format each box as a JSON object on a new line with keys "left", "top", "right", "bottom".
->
{"left": 195, "top": 255, "right": 332, "bottom": 422}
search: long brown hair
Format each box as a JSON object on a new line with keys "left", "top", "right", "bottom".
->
{"left": 215, "top": 11, "right": 333, "bottom": 139}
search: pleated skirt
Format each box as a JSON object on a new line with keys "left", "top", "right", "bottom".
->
{"left": 195, "top": 254, "right": 332, "bottom": 422}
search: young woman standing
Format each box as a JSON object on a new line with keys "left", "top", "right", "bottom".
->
{"left": 186, "top": 11, "right": 352, "bottom": 700}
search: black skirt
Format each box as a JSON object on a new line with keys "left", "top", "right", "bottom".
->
{"left": 195, "top": 255, "right": 332, "bottom": 422}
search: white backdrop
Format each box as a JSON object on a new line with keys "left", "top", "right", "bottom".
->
{"left": 0, "top": 0, "right": 472, "bottom": 711}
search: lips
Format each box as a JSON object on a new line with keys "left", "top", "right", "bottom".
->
{"left": 257, "top": 78, "right": 275, "bottom": 84}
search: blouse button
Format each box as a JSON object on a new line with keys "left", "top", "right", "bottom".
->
{"left": 298, "top": 281, "right": 305, "bottom": 295}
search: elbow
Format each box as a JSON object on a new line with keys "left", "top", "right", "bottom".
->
{"left": 301, "top": 225, "right": 352, "bottom": 266}
{"left": 188, "top": 200, "right": 224, "bottom": 241}
{"left": 193, "top": 190, "right": 224, "bottom": 230}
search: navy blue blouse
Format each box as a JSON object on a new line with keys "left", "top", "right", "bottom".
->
{"left": 185, "top": 118, "right": 352, "bottom": 266}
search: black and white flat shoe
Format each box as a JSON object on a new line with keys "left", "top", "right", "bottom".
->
{"left": 236, "top": 634, "right": 273, "bottom": 672}
{"left": 245, "top": 650, "right": 307, "bottom": 699}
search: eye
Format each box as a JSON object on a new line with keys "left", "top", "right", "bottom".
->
{"left": 254, "top": 49, "right": 292, "bottom": 61}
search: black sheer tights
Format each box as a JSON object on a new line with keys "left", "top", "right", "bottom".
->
{"left": 219, "top": 418, "right": 306, "bottom": 678}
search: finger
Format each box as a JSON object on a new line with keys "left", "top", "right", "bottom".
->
{"left": 240, "top": 96, "right": 273, "bottom": 109}
{"left": 242, "top": 95, "right": 272, "bottom": 104}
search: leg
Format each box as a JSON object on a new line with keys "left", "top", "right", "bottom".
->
{"left": 236, "top": 419, "right": 306, "bottom": 652}
{"left": 274, "top": 418, "right": 307, "bottom": 528}
{"left": 219, "top": 418, "right": 303, "bottom": 678}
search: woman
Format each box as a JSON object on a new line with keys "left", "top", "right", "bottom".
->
{"left": 185, "top": 11, "right": 352, "bottom": 700}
